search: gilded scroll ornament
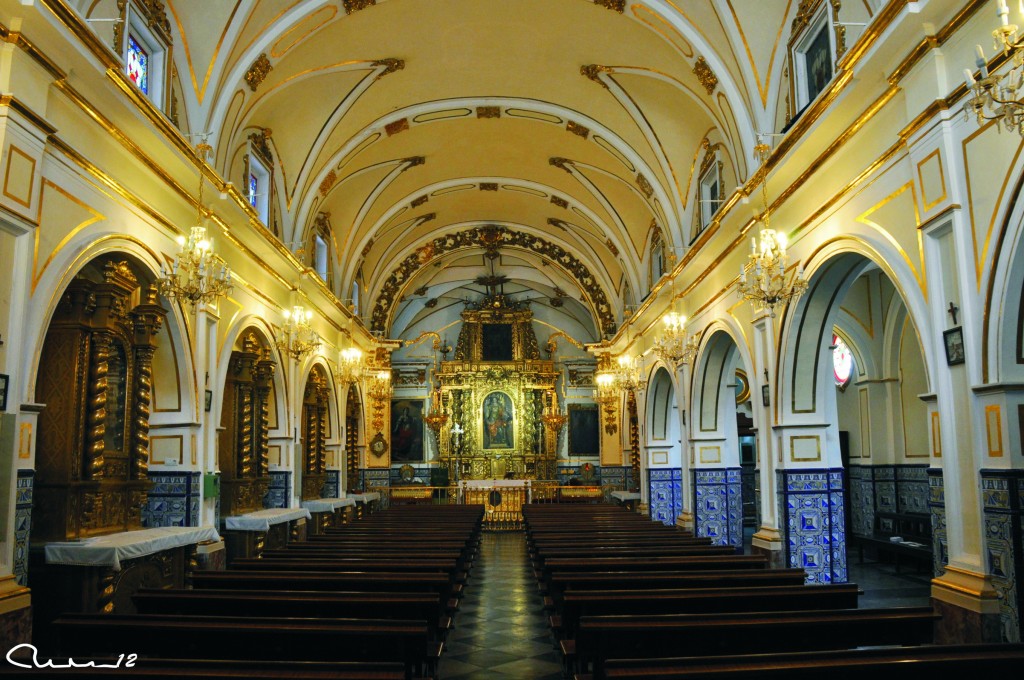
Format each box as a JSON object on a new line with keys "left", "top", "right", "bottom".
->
{"left": 594, "top": 0, "right": 625, "bottom": 13}
{"left": 567, "top": 121, "right": 590, "bottom": 138}
{"left": 693, "top": 57, "right": 718, "bottom": 95}
{"left": 319, "top": 170, "right": 337, "bottom": 196}
{"left": 344, "top": 0, "right": 376, "bottom": 14}
{"left": 372, "top": 58, "right": 405, "bottom": 77}
{"left": 580, "top": 64, "right": 614, "bottom": 88}
{"left": 636, "top": 173, "right": 654, "bottom": 198}
{"left": 245, "top": 54, "right": 272, "bottom": 92}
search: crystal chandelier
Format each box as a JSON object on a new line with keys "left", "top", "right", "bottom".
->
{"left": 653, "top": 312, "right": 699, "bottom": 368}
{"left": 594, "top": 368, "right": 620, "bottom": 435}
{"left": 963, "top": 1, "right": 1024, "bottom": 135}
{"left": 335, "top": 346, "right": 364, "bottom": 385}
{"left": 276, "top": 305, "right": 321, "bottom": 359}
{"left": 158, "top": 143, "right": 232, "bottom": 309}
{"left": 737, "top": 143, "right": 807, "bottom": 317}
{"left": 614, "top": 353, "right": 646, "bottom": 392}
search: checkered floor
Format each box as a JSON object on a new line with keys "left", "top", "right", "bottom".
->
{"left": 439, "top": 533, "right": 563, "bottom": 680}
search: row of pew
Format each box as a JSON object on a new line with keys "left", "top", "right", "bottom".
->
{"left": 523, "top": 504, "right": 1024, "bottom": 679}
{"left": 17, "top": 505, "right": 485, "bottom": 679}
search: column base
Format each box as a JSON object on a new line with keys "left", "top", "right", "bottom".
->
{"left": 676, "top": 511, "right": 695, "bottom": 532}
{"left": 931, "top": 566, "right": 1002, "bottom": 643}
{"left": 751, "top": 526, "right": 787, "bottom": 568}
{"left": 0, "top": 576, "right": 31, "bottom": 654}
{"left": 637, "top": 503, "right": 649, "bottom": 515}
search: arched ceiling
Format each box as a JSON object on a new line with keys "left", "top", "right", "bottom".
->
{"left": 133, "top": 0, "right": 831, "bottom": 343}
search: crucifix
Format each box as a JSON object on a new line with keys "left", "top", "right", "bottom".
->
{"left": 947, "top": 301, "right": 960, "bottom": 326}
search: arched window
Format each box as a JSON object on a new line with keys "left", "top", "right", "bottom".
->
{"left": 832, "top": 333, "right": 853, "bottom": 388}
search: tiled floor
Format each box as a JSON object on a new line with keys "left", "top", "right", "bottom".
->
{"left": 441, "top": 532, "right": 563, "bottom": 680}
{"left": 440, "top": 532, "right": 931, "bottom": 679}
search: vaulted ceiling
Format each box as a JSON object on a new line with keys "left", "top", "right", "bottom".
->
{"left": 82, "top": 0, "right": 884, "bottom": 344}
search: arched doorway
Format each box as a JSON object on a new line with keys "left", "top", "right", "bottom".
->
{"left": 298, "top": 364, "right": 332, "bottom": 501}
{"left": 645, "top": 366, "right": 683, "bottom": 526}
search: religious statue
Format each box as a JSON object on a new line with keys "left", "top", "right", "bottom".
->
{"left": 482, "top": 391, "right": 513, "bottom": 449}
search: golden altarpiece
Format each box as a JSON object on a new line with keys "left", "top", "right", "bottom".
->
{"left": 435, "top": 294, "right": 559, "bottom": 481}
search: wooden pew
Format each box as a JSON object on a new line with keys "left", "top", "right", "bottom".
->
{"left": 132, "top": 588, "right": 453, "bottom": 641}
{"left": 555, "top": 584, "right": 860, "bottom": 641}
{"left": 51, "top": 614, "right": 438, "bottom": 680}
{"left": 591, "top": 644, "right": 1024, "bottom": 679}
{"left": 572, "top": 607, "right": 939, "bottom": 677}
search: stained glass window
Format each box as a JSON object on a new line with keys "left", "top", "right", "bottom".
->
{"left": 832, "top": 334, "right": 853, "bottom": 386}
{"left": 249, "top": 174, "right": 258, "bottom": 208}
{"left": 126, "top": 34, "right": 149, "bottom": 95}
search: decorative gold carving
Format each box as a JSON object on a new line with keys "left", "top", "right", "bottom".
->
{"left": 361, "top": 239, "right": 374, "bottom": 257}
{"left": 411, "top": 194, "right": 428, "bottom": 208}
{"left": 370, "top": 226, "right": 616, "bottom": 336}
{"left": 249, "top": 128, "right": 273, "bottom": 165}
{"left": 319, "top": 170, "right": 337, "bottom": 196}
{"left": 594, "top": 0, "right": 625, "bottom": 13}
{"left": 86, "top": 333, "right": 109, "bottom": 480}
{"left": 831, "top": 0, "right": 846, "bottom": 60}
{"left": 113, "top": 0, "right": 125, "bottom": 52}
{"left": 479, "top": 182, "right": 498, "bottom": 191}
{"left": 627, "top": 391, "right": 640, "bottom": 486}
{"left": 137, "top": 0, "right": 173, "bottom": 45}
{"left": 581, "top": 64, "right": 613, "bottom": 88}
{"left": 477, "top": 106, "right": 501, "bottom": 118}
{"left": 550, "top": 196, "right": 568, "bottom": 208}
{"left": 343, "top": 0, "right": 376, "bottom": 14}
{"left": 403, "top": 155, "right": 425, "bottom": 167}
{"left": 549, "top": 157, "right": 572, "bottom": 172}
{"left": 385, "top": 118, "right": 410, "bottom": 136}
{"left": 567, "top": 121, "right": 590, "bottom": 138}
{"left": 636, "top": 173, "right": 654, "bottom": 198}
{"left": 693, "top": 56, "right": 718, "bottom": 95}
{"left": 792, "top": 0, "right": 819, "bottom": 35}
{"left": 372, "top": 58, "right": 405, "bottom": 78}
{"left": 606, "top": 239, "right": 619, "bottom": 257}
{"left": 245, "top": 53, "right": 272, "bottom": 92}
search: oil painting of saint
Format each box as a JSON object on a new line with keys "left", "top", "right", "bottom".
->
{"left": 482, "top": 392, "right": 514, "bottom": 449}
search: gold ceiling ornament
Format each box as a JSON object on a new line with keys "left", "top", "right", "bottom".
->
{"left": 372, "top": 58, "right": 405, "bottom": 78}
{"left": 158, "top": 142, "right": 232, "bottom": 310}
{"left": 385, "top": 118, "right": 409, "bottom": 136}
{"left": 245, "top": 53, "right": 272, "bottom": 92}
{"left": 477, "top": 106, "right": 501, "bottom": 118}
{"left": 550, "top": 196, "right": 569, "bottom": 209}
{"left": 567, "top": 121, "right": 590, "bottom": 138}
{"left": 276, "top": 305, "right": 321, "bottom": 359}
{"left": 963, "top": 1, "right": 1024, "bottom": 136}
{"left": 343, "top": 0, "right": 375, "bottom": 14}
{"left": 319, "top": 170, "right": 337, "bottom": 197}
{"left": 541, "top": 389, "right": 568, "bottom": 434}
{"left": 738, "top": 142, "right": 808, "bottom": 318}
{"left": 636, "top": 173, "right": 654, "bottom": 198}
{"left": 594, "top": 355, "right": 619, "bottom": 435}
{"left": 580, "top": 64, "right": 614, "bottom": 88}
{"left": 593, "top": 0, "right": 626, "bottom": 13}
{"left": 692, "top": 57, "right": 719, "bottom": 95}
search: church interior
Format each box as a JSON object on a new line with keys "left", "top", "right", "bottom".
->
{"left": 2, "top": 0, "right": 1024, "bottom": 674}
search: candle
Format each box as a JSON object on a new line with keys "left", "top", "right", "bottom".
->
{"left": 964, "top": 69, "right": 977, "bottom": 87}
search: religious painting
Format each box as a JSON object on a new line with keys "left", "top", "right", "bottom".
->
{"left": 390, "top": 399, "right": 424, "bottom": 462}
{"left": 568, "top": 404, "right": 599, "bottom": 457}
{"left": 804, "top": 21, "right": 832, "bottom": 103}
{"left": 482, "top": 324, "right": 513, "bottom": 361}
{"left": 943, "top": 327, "right": 965, "bottom": 366}
{"left": 482, "top": 391, "right": 514, "bottom": 449}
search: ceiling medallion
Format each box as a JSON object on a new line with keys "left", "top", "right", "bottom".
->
{"left": 693, "top": 57, "right": 719, "bottom": 95}
{"left": 411, "top": 195, "right": 429, "bottom": 208}
{"left": 318, "top": 170, "right": 337, "bottom": 197}
{"left": 636, "top": 173, "right": 654, "bottom": 198}
{"left": 245, "top": 53, "right": 272, "bottom": 92}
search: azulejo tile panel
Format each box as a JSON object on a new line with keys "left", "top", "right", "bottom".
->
{"left": 896, "top": 465, "right": 929, "bottom": 514}
{"left": 980, "top": 470, "right": 1024, "bottom": 643}
{"left": 648, "top": 468, "right": 682, "bottom": 527}
{"left": 323, "top": 470, "right": 340, "bottom": 498}
{"left": 778, "top": 469, "right": 847, "bottom": 584}
{"left": 848, "top": 465, "right": 874, "bottom": 538}
{"left": 13, "top": 470, "right": 34, "bottom": 586}
{"left": 143, "top": 471, "right": 200, "bottom": 528}
{"left": 361, "top": 468, "right": 390, "bottom": 491}
{"left": 927, "top": 469, "right": 948, "bottom": 576}
{"left": 264, "top": 470, "right": 291, "bottom": 509}
{"left": 693, "top": 468, "right": 743, "bottom": 550}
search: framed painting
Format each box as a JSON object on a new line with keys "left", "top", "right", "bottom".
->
{"left": 568, "top": 404, "right": 600, "bottom": 457}
{"left": 482, "top": 391, "right": 514, "bottom": 449}
{"left": 390, "top": 399, "right": 424, "bottom": 462}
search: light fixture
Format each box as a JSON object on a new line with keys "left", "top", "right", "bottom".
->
{"left": 276, "top": 305, "right": 320, "bottom": 359}
{"left": 653, "top": 312, "right": 699, "bottom": 368}
{"left": 963, "top": 1, "right": 1024, "bottom": 135}
{"left": 335, "top": 346, "right": 364, "bottom": 385}
{"left": 367, "top": 369, "right": 391, "bottom": 433}
{"left": 158, "top": 143, "right": 232, "bottom": 309}
{"left": 594, "top": 366, "right": 620, "bottom": 435}
{"left": 738, "top": 142, "right": 808, "bottom": 317}
{"left": 425, "top": 388, "right": 449, "bottom": 434}
{"left": 541, "top": 390, "right": 568, "bottom": 434}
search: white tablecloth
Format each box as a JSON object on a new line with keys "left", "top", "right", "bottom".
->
{"left": 460, "top": 479, "right": 530, "bottom": 488}
{"left": 44, "top": 526, "right": 221, "bottom": 571}
{"left": 348, "top": 492, "right": 380, "bottom": 503}
{"left": 223, "top": 507, "right": 311, "bottom": 532}
{"left": 610, "top": 491, "right": 641, "bottom": 502}
{"left": 302, "top": 497, "right": 356, "bottom": 512}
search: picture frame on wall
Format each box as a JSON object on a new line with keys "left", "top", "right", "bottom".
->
{"left": 943, "top": 327, "right": 965, "bottom": 366}
{"left": 788, "top": 0, "right": 838, "bottom": 116}
{"left": 204, "top": 389, "right": 213, "bottom": 412}
{"left": 0, "top": 373, "right": 8, "bottom": 411}
{"left": 761, "top": 384, "right": 770, "bottom": 408}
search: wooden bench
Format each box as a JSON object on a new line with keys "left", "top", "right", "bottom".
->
{"left": 133, "top": 588, "right": 453, "bottom": 641}
{"left": 555, "top": 583, "right": 861, "bottom": 641}
{"left": 571, "top": 607, "right": 939, "bottom": 677}
{"left": 853, "top": 511, "right": 932, "bottom": 573}
{"left": 51, "top": 614, "right": 439, "bottom": 680}
{"left": 590, "top": 643, "right": 1024, "bottom": 679}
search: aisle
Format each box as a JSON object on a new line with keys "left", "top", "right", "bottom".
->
{"left": 439, "top": 532, "right": 562, "bottom": 680}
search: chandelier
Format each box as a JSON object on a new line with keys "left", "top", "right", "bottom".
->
{"left": 594, "top": 368, "right": 619, "bottom": 435}
{"left": 335, "top": 346, "right": 364, "bottom": 385}
{"left": 737, "top": 143, "right": 808, "bottom": 317}
{"left": 963, "top": 1, "right": 1024, "bottom": 135}
{"left": 158, "top": 143, "right": 232, "bottom": 309}
{"left": 541, "top": 390, "right": 568, "bottom": 434}
{"left": 367, "top": 369, "right": 391, "bottom": 433}
{"left": 653, "top": 312, "right": 699, "bottom": 368}
{"left": 425, "top": 389, "right": 449, "bottom": 434}
{"left": 276, "top": 305, "right": 321, "bottom": 359}
{"left": 614, "top": 353, "right": 646, "bottom": 392}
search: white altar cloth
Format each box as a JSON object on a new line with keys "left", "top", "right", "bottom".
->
{"left": 349, "top": 492, "right": 381, "bottom": 503}
{"left": 302, "top": 497, "right": 356, "bottom": 513}
{"left": 223, "top": 507, "right": 311, "bottom": 532}
{"left": 44, "top": 526, "right": 220, "bottom": 571}
{"left": 460, "top": 479, "right": 530, "bottom": 488}
{"left": 610, "top": 491, "right": 641, "bottom": 502}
